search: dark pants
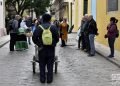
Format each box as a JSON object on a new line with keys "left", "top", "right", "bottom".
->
{"left": 84, "top": 34, "right": 90, "bottom": 52}
{"left": 78, "top": 36, "right": 81, "bottom": 49}
{"left": 61, "top": 39, "right": 66, "bottom": 47}
{"left": 6, "top": 28, "right": 10, "bottom": 35}
{"left": 9, "top": 33, "right": 17, "bottom": 51}
{"left": 81, "top": 33, "right": 86, "bottom": 49}
{"left": 38, "top": 47, "right": 55, "bottom": 82}
{"left": 108, "top": 38, "right": 115, "bottom": 56}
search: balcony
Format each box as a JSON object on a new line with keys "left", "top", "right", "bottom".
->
{"left": 63, "top": 0, "right": 74, "bottom": 3}
{"left": 63, "top": 0, "right": 68, "bottom": 3}
{"left": 60, "top": 0, "right": 68, "bottom": 7}
{"left": 60, "top": 0, "right": 74, "bottom": 7}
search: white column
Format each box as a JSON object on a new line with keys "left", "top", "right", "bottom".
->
{"left": 68, "top": 0, "right": 74, "bottom": 28}
{"left": 0, "top": 0, "right": 6, "bottom": 36}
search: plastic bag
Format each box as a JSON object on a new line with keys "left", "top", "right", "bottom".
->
{"left": 77, "top": 28, "right": 81, "bottom": 37}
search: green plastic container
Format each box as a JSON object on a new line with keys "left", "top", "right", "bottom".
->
{"left": 15, "top": 41, "right": 28, "bottom": 50}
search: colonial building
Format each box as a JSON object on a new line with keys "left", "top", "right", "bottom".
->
{"left": 51, "top": 0, "right": 60, "bottom": 20}
{"left": 0, "top": 0, "right": 6, "bottom": 37}
{"left": 73, "top": 0, "right": 120, "bottom": 51}
{"left": 52, "top": 0, "right": 120, "bottom": 51}
{"left": 51, "top": 0, "right": 75, "bottom": 28}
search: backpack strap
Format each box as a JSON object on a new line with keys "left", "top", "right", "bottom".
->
{"left": 39, "top": 25, "right": 51, "bottom": 30}
{"left": 39, "top": 25, "right": 44, "bottom": 30}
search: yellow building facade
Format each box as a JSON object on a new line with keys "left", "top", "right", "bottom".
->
{"left": 96, "top": 0, "right": 120, "bottom": 51}
{"left": 73, "top": 0, "right": 120, "bottom": 51}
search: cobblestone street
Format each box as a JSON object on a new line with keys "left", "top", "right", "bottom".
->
{"left": 0, "top": 35, "right": 120, "bottom": 86}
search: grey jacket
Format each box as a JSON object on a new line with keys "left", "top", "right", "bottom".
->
{"left": 10, "top": 19, "right": 19, "bottom": 33}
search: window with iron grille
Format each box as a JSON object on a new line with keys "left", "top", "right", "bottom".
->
{"left": 108, "top": 0, "right": 118, "bottom": 11}
{"left": 83, "top": 0, "right": 88, "bottom": 15}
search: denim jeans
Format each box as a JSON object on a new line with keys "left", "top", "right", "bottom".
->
{"left": 89, "top": 34, "right": 95, "bottom": 55}
{"left": 78, "top": 36, "right": 81, "bottom": 48}
{"left": 27, "top": 37, "right": 31, "bottom": 45}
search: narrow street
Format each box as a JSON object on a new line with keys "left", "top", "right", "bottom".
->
{"left": 0, "top": 35, "right": 120, "bottom": 86}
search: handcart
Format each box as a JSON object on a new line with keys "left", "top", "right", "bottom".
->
{"left": 32, "top": 45, "right": 59, "bottom": 74}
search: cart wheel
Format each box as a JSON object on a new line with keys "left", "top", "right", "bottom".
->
{"left": 32, "top": 56, "right": 36, "bottom": 74}
{"left": 55, "top": 62, "right": 58, "bottom": 74}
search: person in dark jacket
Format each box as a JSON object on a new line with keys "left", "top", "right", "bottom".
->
{"left": 32, "top": 14, "right": 59, "bottom": 83}
{"left": 83, "top": 15, "right": 90, "bottom": 52}
{"left": 80, "top": 15, "right": 89, "bottom": 50}
{"left": 106, "top": 17, "right": 118, "bottom": 58}
{"left": 9, "top": 15, "right": 19, "bottom": 51}
{"left": 87, "top": 15, "right": 98, "bottom": 56}
{"left": 25, "top": 16, "right": 32, "bottom": 45}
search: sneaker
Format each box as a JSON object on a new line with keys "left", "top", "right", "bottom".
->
{"left": 47, "top": 77, "right": 53, "bottom": 84}
{"left": 81, "top": 47, "right": 85, "bottom": 50}
{"left": 10, "top": 50, "right": 14, "bottom": 51}
{"left": 47, "top": 80, "right": 53, "bottom": 84}
{"left": 88, "top": 54, "right": 95, "bottom": 57}
{"left": 76, "top": 48, "right": 80, "bottom": 50}
{"left": 84, "top": 49, "right": 89, "bottom": 52}
{"left": 40, "top": 77, "right": 46, "bottom": 83}
{"left": 108, "top": 55, "right": 114, "bottom": 58}
{"left": 40, "top": 79, "right": 45, "bottom": 83}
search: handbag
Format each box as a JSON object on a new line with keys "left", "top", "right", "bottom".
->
{"left": 77, "top": 28, "right": 81, "bottom": 37}
{"left": 116, "top": 29, "right": 119, "bottom": 38}
{"left": 104, "top": 34, "right": 108, "bottom": 38}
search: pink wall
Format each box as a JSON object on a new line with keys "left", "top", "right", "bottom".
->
{"left": 0, "top": 28, "right": 6, "bottom": 37}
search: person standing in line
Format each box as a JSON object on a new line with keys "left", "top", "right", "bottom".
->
{"left": 80, "top": 16, "right": 89, "bottom": 50}
{"left": 76, "top": 26, "right": 81, "bottom": 49}
{"left": 9, "top": 15, "right": 19, "bottom": 51}
{"left": 32, "top": 14, "right": 59, "bottom": 83}
{"left": 32, "top": 18, "right": 39, "bottom": 33}
{"left": 5, "top": 17, "right": 10, "bottom": 35}
{"left": 60, "top": 18, "right": 69, "bottom": 47}
{"left": 83, "top": 14, "right": 90, "bottom": 52}
{"left": 8, "top": 16, "right": 14, "bottom": 35}
{"left": 53, "top": 20, "right": 60, "bottom": 35}
{"left": 87, "top": 15, "right": 98, "bottom": 56}
{"left": 105, "top": 17, "right": 118, "bottom": 58}
{"left": 77, "top": 17, "right": 85, "bottom": 49}
{"left": 25, "top": 16, "right": 32, "bottom": 45}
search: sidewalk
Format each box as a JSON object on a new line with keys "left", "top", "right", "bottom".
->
{"left": 0, "top": 35, "right": 10, "bottom": 48}
{"left": 95, "top": 41, "right": 120, "bottom": 68}
{"left": 69, "top": 33, "right": 120, "bottom": 68}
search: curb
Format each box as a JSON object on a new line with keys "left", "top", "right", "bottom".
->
{"left": 0, "top": 35, "right": 10, "bottom": 48}
{"left": 0, "top": 40, "right": 10, "bottom": 48}
{"left": 96, "top": 51, "right": 120, "bottom": 68}
{"left": 68, "top": 33, "right": 120, "bottom": 68}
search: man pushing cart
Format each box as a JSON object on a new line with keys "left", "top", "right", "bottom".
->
{"left": 32, "top": 14, "right": 59, "bottom": 83}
